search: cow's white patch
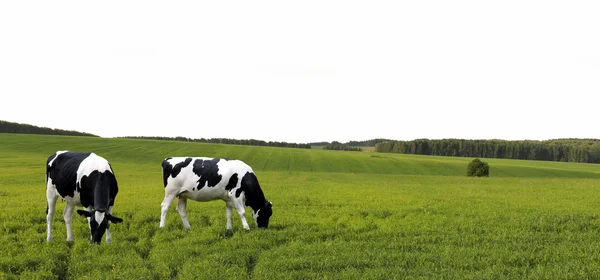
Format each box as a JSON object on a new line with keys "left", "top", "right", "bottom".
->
{"left": 48, "top": 151, "right": 69, "bottom": 167}
{"left": 76, "top": 153, "right": 112, "bottom": 186}
{"left": 95, "top": 211, "right": 105, "bottom": 224}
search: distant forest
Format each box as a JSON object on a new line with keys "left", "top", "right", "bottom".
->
{"left": 375, "top": 139, "right": 600, "bottom": 163}
{"left": 119, "top": 136, "right": 312, "bottom": 149}
{"left": 322, "top": 141, "right": 362, "bottom": 152}
{"left": 311, "top": 138, "right": 392, "bottom": 151}
{"left": 0, "top": 120, "right": 97, "bottom": 137}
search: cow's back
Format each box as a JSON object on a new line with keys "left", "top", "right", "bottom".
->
{"left": 77, "top": 153, "right": 118, "bottom": 209}
{"left": 162, "top": 157, "right": 253, "bottom": 201}
{"left": 47, "top": 151, "right": 92, "bottom": 199}
{"left": 47, "top": 151, "right": 117, "bottom": 208}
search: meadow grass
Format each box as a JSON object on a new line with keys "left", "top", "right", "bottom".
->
{"left": 2, "top": 133, "right": 600, "bottom": 279}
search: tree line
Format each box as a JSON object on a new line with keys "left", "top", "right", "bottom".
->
{"left": 120, "top": 136, "right": 312, "bottom": 149}
{"left": 309, "top": 138, "right": 391, "bottom": 147}
{"left": 0, "top": 120, "right": 97, "bottom": 137}
{"left": 316, "top": 139, "right": 394, "bottom": 152}
{"left": 322, "top": 141, "right": 362, "bottom": 152}
{"left": 346, "top": 138, "right": 393, "bottom": 147}
{"left": 375, "top": 138, "right": 600, "bottom": 163}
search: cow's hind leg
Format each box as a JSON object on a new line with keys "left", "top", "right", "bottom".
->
{"left": 46, "top": 184, "right": 58, "bottom": 242}
{"left": 160, "top": 193, "right": 177, "bottom": 228}
{"left": 176, "top": 196, "right": 191, "bottom": 229}
{"left": 63, "top": 203, "right": 75, "bottom": 242}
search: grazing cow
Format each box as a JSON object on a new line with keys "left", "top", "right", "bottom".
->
{"left": 160, "top": 157, "right": 272, "bottom": 230}
{"left": 46, "top": 151, "right": 123, "bottom": 244}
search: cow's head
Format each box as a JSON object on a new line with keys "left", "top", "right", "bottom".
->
{"left": 252, "top": 201, "right": 273, "bottom": 229}
{"left": 76, "top": 210, "right": 123, "bottom": 244}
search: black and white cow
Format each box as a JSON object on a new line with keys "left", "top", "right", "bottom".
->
{"left": 46, "top": 151, "right": 123, "bottom": 244}
{"left": 160, "top": 157, "right": 272, "bottom": 230}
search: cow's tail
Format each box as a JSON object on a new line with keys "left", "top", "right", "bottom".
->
{"left": 45, "top": 168, "right": 48, "bottom": 215}
{"left": 45, "top": 169, "right": 49, "bottom": 214}
{"left": 45, "top": 155, "right": 54, "bottom": 215}
{"left": 162, "top": 158, "right": 172, "bottom": 188}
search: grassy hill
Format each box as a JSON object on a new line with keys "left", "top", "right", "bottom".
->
{"left": 2, "top": 133, "right": 600, "bottom": 178}
{"left": 2, "top": 133, "right": 600, "bottom": 279}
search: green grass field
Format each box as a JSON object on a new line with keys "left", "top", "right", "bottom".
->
{"left": 2, "top": 133, "right": 600, "bottom": 279}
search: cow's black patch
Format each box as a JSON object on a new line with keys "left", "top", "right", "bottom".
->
{"left": 47, "top": 154, "right": 58, "bottom": 168}
{"left": 79, "top": 170, "right": 118, "bottom": 210}
{"left": 192, "top": 158, "right": 223, "bottom": 190}
{"left": 162, "top": 158, "right": 192, "bottom": 187}
{"left": 225, "top": 173, "right": 238, "bottom": 191}
{"left": 47, "top": 152, "right": 92, "bottom": 198}
{"left": 240, "top": 172, "right": 266, "bottom": 207}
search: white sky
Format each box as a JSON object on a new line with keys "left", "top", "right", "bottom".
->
{"left": 1, "top": 1, "right": 599, "bottom": 143}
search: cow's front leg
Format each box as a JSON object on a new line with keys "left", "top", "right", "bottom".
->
{"left": 82, "top": 206, "right": 93, "bottom": 241}
{"left": 177, "top": 197, "right": 191, "bottom": 229}
{"left": 225, "top": 203, "right": 233, "bottom": 230}
{"left": 46, "top": 187, "right": 58, "bottom": 242}
{"left": 105, "top": 206, "right": 114, "bottom": 244}
{"left": 83, "top": 206, "right": 92, "bottom": 230}
{"left": 233, "top": 201, "right": 250, "bottom": 230}
{"left": 63, "top": 204, "right": 75, "bottom": 242}
{"left": 160, "top": 193, "right": 177, "bottom": 228}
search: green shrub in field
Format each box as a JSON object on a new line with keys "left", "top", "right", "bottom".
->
{"left": 467, "top": 158, "right": 489, "bottom": 177}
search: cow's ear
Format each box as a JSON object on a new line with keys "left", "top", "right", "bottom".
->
{"left": 266, "top": 201, "right": 272, "bottom": 209}
{"left": 77, "top": 210, "right": 92, "bottom": 218}
{"left": 107, "top": 215, "right": 123, "bottom": 224}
